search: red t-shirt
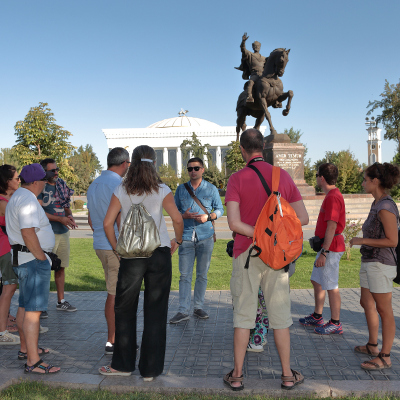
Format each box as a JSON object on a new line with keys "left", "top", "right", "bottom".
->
{"left": 0, "top": 195, "right": 11, "bottom": 257}
{"left": 314, "top": 188, "right": 345, "bottom": 252}
{"left": 225, "top": 158, "right": 303, "bottom": 257}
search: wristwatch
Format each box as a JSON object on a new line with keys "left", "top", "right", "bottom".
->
{"left": 321, "top": 248, "right": 330, "bottom": 254}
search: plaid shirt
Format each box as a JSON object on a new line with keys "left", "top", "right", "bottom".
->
{"left": 55, "top": 178, "right": 74, "bottom": 209}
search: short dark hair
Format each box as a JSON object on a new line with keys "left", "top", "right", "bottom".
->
{"left": 187, "top": 157, "right": 204, "bottom": 167}
{"left": 318, "top": 163, "right": 338, "bottom": 185}
{"left": 240, "top": 129, "right": 264, "bottom": 154}
{"left": 0, "top": 165, "right": 17, "bottom": 195}
{"left": 365, "top": 162, "right": 400, "bottom": 190}
{"left": 107, "top": 147, "right": 130, "bottom": 168}
{"left": 40, "top": 158, "right": 56, "bottom": 170}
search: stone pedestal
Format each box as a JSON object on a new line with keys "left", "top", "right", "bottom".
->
{"left": 263, "top": 140, "right": 315, "bottom": 197}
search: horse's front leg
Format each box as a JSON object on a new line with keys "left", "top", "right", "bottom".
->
{"left": 277, "top": 90, "right": 293, "bottom": 116}
{"left": 259, "top": 97, "right": 277, "bottom": 136}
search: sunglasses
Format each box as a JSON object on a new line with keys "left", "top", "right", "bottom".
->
{"left": 315, "top": 173, "right": 321, "bottom": 178}
{"left": 47, "top": 168, "right": 59, "bottom": 173}
{"left": 187, "top": 166, "right": 201, "bottom": 172}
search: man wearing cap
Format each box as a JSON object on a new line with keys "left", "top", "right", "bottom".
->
{"left": 38, "top": 158, "right": 77, "bottom": 314}
{"left": 5, "top": 164, "right": 60, "bottom": 374}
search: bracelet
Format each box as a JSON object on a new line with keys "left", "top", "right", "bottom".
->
{"left": 207, "top": 215, "right": 212, "bottom": 222}
{"left": 321, "top": 252, "right": 326, "bottom": 258}
{"left": 175, "top": 239, "right": 182, "bottom": 246}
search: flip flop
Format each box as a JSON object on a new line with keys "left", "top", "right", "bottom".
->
{"left": 223, "top": 369, "right": 244, "bottom": 391}
{"left": 99, "top": 365, "right": 131, "bottom": 376}
{"left": 18, "top": 347, "right": 49, "bottom": 360}
{"left": 24, "top": 359, "right": 60, "bottom": 374}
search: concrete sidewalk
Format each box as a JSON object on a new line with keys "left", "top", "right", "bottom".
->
{"left": 1, "top": 289, "right": 400, "bottom": 397}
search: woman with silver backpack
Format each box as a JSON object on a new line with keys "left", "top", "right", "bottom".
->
{"left": 99, "top": 145, "right": 183, "bottom": 381}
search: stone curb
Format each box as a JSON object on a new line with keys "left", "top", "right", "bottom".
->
{"left": 2, "top": 372, "right": 400, "bottom": 398}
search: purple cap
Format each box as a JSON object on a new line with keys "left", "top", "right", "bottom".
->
{"left": 19, "top": 163, "right": 46, "bottom": 183}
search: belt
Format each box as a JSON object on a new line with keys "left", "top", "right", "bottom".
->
{"left": 11, "top": 244, "right": 31, "bottom": 267}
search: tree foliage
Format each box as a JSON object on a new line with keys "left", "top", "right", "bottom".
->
{"left": 367, "top": 79, "right": 400, "bottom": 151}
{"left": 180, "top": 133, "right": 211, "bottom": 162}
{"left": 69, "top": 144, "right": 102, "bottom": 195}
{"left": 225, "top": 140, "right": 245, "bottom": 175}
{"left": 13, "top": 102, "right": 77, "bottom": 182}
{"left": 390, "top": 152, "right": 400, "bottom": 200}
{"left": 315, "top": 150, "right": 363, "bottom": 194}
{"left": 158, "top": 164, "right": 180, "bottom": 194}
{"left": 0, "top": 148, "right": 20, "bottom": 169}
{"left": 203, "top": 165, "right": 226, "bottom": 189}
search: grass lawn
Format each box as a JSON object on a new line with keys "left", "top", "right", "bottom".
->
{"left": 56, "top": 238, "right": 400, "bottom": 292}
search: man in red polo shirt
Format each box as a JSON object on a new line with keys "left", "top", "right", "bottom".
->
{"left": 299, "top": 163, "right": 345, "bottom": 334}
{"left": 224, "top": 129, "right": 309, "bottom": 391}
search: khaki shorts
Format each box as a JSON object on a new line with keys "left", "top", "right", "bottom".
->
{"left": 360, "top": 261, "right": 396, "bottom": 293}
{"left": 95, "top": 249, "right": 120, "bottom": 295}
{"left": 53, "top": 231, "right": 70, "bottom": 269}
{"left": 231, "top": 245, "right": 292, "bottom": 330}
{"left": 0, "top": 252, "right": 18, "bottom": 285}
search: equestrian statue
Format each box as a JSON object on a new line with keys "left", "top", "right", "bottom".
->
{"left": 235, "top": 33, "right": 293, "bottom": 141}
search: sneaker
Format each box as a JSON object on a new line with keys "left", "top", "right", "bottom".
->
{"left": 299, "top": 313, "right": 324, "bottom": 327}
{"left": 0, "top": 330, "right": 20, "bottom": 345}
{"left": 40, "top": 311, "right": 48, "bottom": 319}
{"left": 105, "top": 342, "right": 114, "bottom": 355}
{"left": 169, "top": 312, "right": 189, "bottom": 324}
{"left": 247, "top": 342, "right": 263, "bottom": 352}
{"left": 314, "top": 320, "right": 343, "bottom": 335}
{"left": 193, "top": 309, "right": 209, "bottom": 319}
{"left": 39, "top": 325, "right": 49, "bottom": 334}
{"left": 56, "top": 301, "right": 77, "bottom": 312}
{"left": 143, "top": 377, "right": 154, "bottom": 382}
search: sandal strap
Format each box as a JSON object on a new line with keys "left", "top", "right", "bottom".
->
{"left": 225, "top": 370, "right": 243, "bottom": 383}
{"left": 362, "top": 360, "right": 379, "bottom": 368}
{"left": 378, "top": 353, "right": 390, "bottom": 367}
{"left": 281, "top": 369, "right": 302, "bottom": 383}
{"left": 365, "top": 342, "right": 378, "bottom": 355}
{"left": 25, "top": 358, "right": 44, "bottom": 372}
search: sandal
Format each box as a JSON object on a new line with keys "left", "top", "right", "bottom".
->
{"left": 8, "top": 314, "right": 16, "bottom": 323}
{"left": 18, "top": 347, "right": 49, "bottom": 360}
{"left": 223, "top": 369, "right": 244, "bottom": 391}
{"left": 98, "top": 365, "right": 131, "bottom": 376}
{"left": 281, "top": 369, "right": 304, "bottom": 390}
{"left": 361, "top": 352, "right": 392, "bottom": 370}
{"left": 354, "top": 342, "right": 379, "bottom": 356}
{"left": 7, "top": 324, "right": 18, "bottom": 333}
{"left": 24, "top": 359, "right": 60, "bottom": 374}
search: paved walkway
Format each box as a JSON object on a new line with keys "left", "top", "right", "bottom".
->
{"left": 1, "top": 289, "right": 400, "bottom": 396}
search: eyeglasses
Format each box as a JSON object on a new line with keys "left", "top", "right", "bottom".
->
{"left": 47, "top": 168, "right": 59, "bottom": 173}
{"left": 187, "top": 166, "right": 201, "bottom": 172}
{"left": 40, "top": 177, "right": 48, "bottom": 182}
{"left": 120, "top": 160, "right": 131, "bottom": 165}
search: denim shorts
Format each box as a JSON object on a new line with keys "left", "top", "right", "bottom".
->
{"left": 13, "top": 258, "right": 51, "bottom": 312}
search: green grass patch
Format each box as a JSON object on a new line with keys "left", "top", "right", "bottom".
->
{"left": 58, "top": 239, "right": 397, "bottom": 292}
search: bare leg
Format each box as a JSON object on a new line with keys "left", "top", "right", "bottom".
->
{"left": 360, "top": 287, "right": 379, "bottom": 345}
{"left": 327, "top": 288, "right": 341, "bottom": 321}
{"left": 16, "top": 307, "right": 26, "bottom": 350}
{"left": 311, "top": 280, "right": 325, "bottom": 315}
{"left": 274, "top": 328, "right": 293, "bottom": 388}
{"left": 0, "top": 284, "right": 17, "bottom": 331}
{"left": 231, "top": 327, "right": 250, "bottom": 388}
{"left": 105, "top": 294, "right": 116, "bottom": 343}
{"left": 54, "top": 267, "right": 65, "bottom": 303}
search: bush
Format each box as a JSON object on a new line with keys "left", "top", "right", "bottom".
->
{"left": 158, "top": 164, "right": 180, "bottom": 194}
{"left": 73, "top": 200, "right": 84, "bottom": 209}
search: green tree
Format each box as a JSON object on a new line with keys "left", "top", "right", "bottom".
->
{"left": 284, "top": 127, "right": 315, "bottom": 187}
{"left": 0, "top": 148, "right": 20, "bottom": 169}
{"left": 180, "top": 133, "right": 211, "bottom": 161}
{"left": 13, "top": 102, "right": 76, "bottom": 182}
{"left": 225, "top": 140, "right": 245, "bottom": 175}
{"left": 69, "top": 144, "right": 102, "bottom": 195}
{"left": 203, "top": 165, "right": 226, "bottom": 189}
{"left": 315, "top": 150, "right": 363, "bottom": 194}
{"left": 390, "top": 152, "right": 400, "bottom": 200}
{"left": 158, "top": 164, "right": 180, "bottom": 194}
{"left": 367, "top": 79, "right": 400, "bottom": 152}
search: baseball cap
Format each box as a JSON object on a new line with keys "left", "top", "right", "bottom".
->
{"left": 19, "top": 163, "right": 46, "bottom": 183}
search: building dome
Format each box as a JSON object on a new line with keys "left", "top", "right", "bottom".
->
{"left": 147, "top": 110, "right": 221, "bottom": 129}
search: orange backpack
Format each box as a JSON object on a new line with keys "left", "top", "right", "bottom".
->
{"left": 244, "top": 164, "right": 303, "bottom": 270}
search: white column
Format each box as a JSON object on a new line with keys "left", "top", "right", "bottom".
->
{"left": 204, "top": 148, "right": 208, "bottom": 168}
{"left": 163, "top": 147, "right": 168, "bottom": 165}
{"left": 177, "top": 147, "right": 182, "bottom": 177}
{"left": 216, "top": 146, "right": 222, "bottom": 171}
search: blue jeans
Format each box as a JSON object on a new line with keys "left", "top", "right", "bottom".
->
{"left": 178, "top": 235, "right": 214, "bottom": 314}
{"left": 13, "top": 258, "right": 51, "bottom": 312}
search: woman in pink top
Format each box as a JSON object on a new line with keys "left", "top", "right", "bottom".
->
{"left": 0, "top": 165, "right": 20, "bottom": 344}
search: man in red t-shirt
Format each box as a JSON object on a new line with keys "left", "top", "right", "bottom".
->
{"left": 299, "top": 163, "right": 345, "bottom": 335}
{"left": 224, "top": 129, "right": 309, "bottom": 391}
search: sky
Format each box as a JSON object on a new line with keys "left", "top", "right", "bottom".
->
{"left": 1, "top": 0, "right": 399, "bottom": 169}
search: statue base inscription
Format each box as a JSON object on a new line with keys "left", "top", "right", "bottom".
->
{"left": 263, "top": 141, "right": 315, "bottom": 197}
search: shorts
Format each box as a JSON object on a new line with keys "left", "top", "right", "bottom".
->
{"left": 230, "top": 245, "right": 292, "bottom": 330}
{"left": 13, "top": 258, "right": 51, "bottom": 312}
{"left": 0, "top": 252, "right": 18, "bottom": 285}
{"left": 53, "top": 231, "right": 70, "bottom": 269}
{"left": 310, "top": 251, "right": 343, "bottom": 290}
{"left": 95, "top": 249, "right": 120, "bottom": 295}
{"left": 360, "top": 261, "right": 396, "bottom": 293}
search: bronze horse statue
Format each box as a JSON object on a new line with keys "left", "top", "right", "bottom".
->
{"left": 236, "top": 48, "right": 293, "bottom": 140}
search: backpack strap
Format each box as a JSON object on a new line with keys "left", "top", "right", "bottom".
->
{"left": 272, "top": 166, "right": 281, "bottom": 193}
{"left": 247, "top": 165, "right": 271, "bottom": 196}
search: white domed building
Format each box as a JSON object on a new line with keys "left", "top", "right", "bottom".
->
{"left": 102, "top": 110, "right": 266, "bottom": 176}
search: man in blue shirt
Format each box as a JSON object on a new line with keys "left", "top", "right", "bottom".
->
{"left": 170, "top": 157, "right": 224, "bottom": 323}
{"left": 87, "top": 147, "right": 130, "bottom": 355}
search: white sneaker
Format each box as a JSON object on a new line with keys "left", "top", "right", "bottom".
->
{"left": 247, "top": 342, "right": 263, "bottom": 352}
{"left": 143, "top": 377, "right": 154, "bottom": 382}
{"left": 0, "top": 330, "right": 20, "bottom": 345}
{"left": 39, "top": 325, "right": 49, "bottom": 334}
